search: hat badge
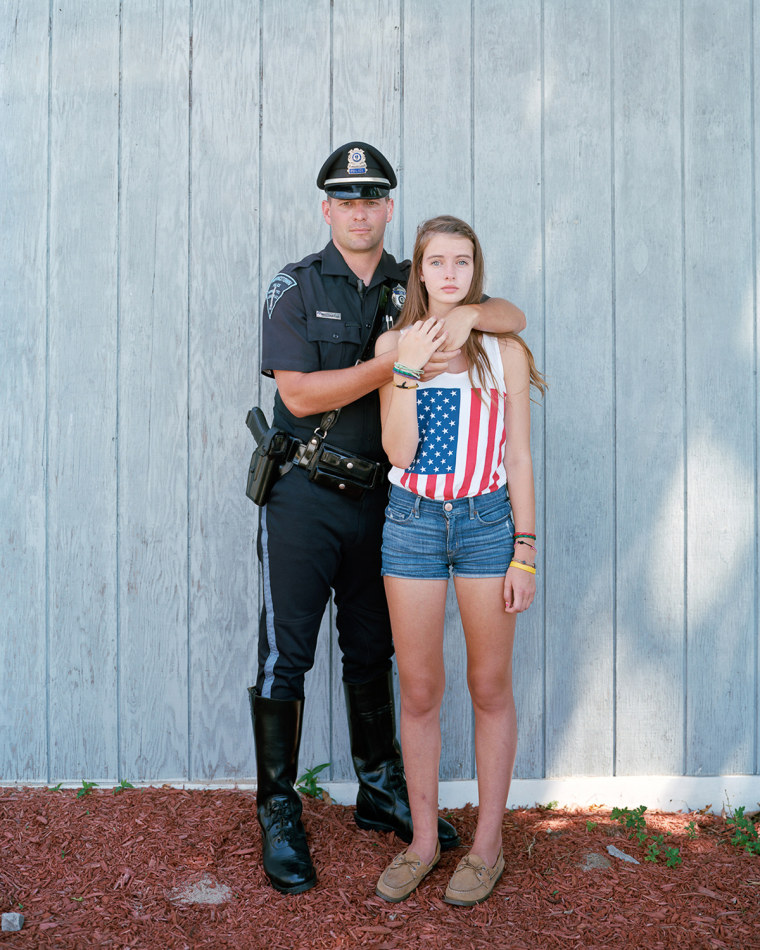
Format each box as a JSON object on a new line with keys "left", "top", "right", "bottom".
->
{"left": 347, "top": 147, "right": 367, "bottom": 176}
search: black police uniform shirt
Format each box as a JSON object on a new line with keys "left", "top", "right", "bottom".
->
{"left": 262, "top": 240, "right": 410, "bottom": 464}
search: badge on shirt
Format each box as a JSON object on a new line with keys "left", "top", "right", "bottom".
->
{"left": 315, "top": 311, "right": 341, "bottom": 320}
{"left": 266, "top": 273, "right": 297, "bottom": 318}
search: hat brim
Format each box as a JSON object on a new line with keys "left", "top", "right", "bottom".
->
{"left": 324, "top": 183, "right": 391, "bottom": 199}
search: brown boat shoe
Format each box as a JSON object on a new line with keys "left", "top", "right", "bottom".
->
{"left": 443, "top": 848, "right": 505, "bottom": 906}
{"left": 375, "top": 842, "right": 441, "bottom": 903}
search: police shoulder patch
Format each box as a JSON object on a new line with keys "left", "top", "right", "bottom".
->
{"left": 266, "top": 273, "right": 297, "bottom": 318}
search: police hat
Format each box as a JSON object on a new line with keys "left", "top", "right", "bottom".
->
{"left": 317, "top": 142, "right": 397, "bottom": 198}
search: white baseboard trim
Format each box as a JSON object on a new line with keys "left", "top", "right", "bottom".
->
{"left": 321, "top": 775, "right": 760, "bottom": 814}
{"left": 7, "top": 775, "right": 759, "bottom": 814}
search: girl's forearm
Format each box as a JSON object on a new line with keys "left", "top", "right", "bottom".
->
{"left": 505, "top": 456, "right": 536, "bottom": 536}
{"left": 381, "top": 386, "right": 420, "bottom": 468}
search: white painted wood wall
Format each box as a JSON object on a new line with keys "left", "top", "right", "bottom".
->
{"left": 2, "top": 0, "right": 758, "bottom": 789}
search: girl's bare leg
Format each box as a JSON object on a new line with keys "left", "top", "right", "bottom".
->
{"left": 383, "top": 576, "right": 448, "bottom": 865}
{"left": 453, "top": 575, "right": 517, "bottom": 866}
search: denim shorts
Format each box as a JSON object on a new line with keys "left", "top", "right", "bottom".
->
{"left": 381, "top": 484, "right": 514, "bottom": 580}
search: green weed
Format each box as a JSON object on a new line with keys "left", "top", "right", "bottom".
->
{"left": 76, "top": 780, "right": 98, "bottom": 799}
{"left": 611, "top": 805, "right": 682, "bottom": 868}
{"left": 113, "top": 779, "right": 135, "bottom": 795}
{"left": 726, "top": 806, "right": 760, "bottom": 855}
{"left": 664, "top": 847, "right": 682, "bottom": 867}
{"left": 296, "top": 762, "right": 330, "bottom": 799}
{"left": 645, "top": 834, "right": 664, "bottom": 863}
{"left": 536, "top": 800, "right": 559, "bottom": 811}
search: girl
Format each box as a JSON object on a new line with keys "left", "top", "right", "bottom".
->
{"left": 373, "top": 216, "right": 545, "bottom": 906}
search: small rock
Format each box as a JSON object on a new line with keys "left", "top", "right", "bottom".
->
{"left": 2, "top": 913, "right": 25, "bottom": 932}
{"left": 606, "top": 844, "right": 639, "bottom": 864}
{"left": 167, "top": 874, "right": 232, "bottom": 906}
{"left": 579, "top": 851, "right": 612, "bottom": 871}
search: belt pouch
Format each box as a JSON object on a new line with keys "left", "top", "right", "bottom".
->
{"left": 307, "top": 443, "right": 380, "bottom": 498}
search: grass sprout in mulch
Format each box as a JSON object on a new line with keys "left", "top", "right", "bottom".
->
{"left": 1, "top": 786, "right": 759, "bottom": 949}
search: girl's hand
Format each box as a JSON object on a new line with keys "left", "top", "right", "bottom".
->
{"left": 397, "top": 318, "right": 447, "bottom": 372}
{"left": 503, "top": 564, "right": 536, "bottom": 614}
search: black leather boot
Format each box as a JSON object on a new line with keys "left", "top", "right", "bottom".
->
{"left": 249, "top": 689, "right": 317, "bottom": 894}
{"left": 344, "top": 671, "right": 460, "bottom": 852}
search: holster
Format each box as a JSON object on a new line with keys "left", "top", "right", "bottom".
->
{"left": 245, "top": 408, "right": 296, "bottom": 506}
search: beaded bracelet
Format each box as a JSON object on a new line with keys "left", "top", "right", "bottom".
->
{"left": 510, "top": 560, "right": 536, "bottom": 575}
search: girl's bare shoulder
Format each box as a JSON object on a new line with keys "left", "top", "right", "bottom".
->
{"left": 498, "top": 334, "right": 530, "bottom": 363}
{"left": 498, "top": 335, "right": 531, "bottom": 390}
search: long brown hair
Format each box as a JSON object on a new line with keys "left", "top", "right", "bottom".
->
{"left": 397, "top": 216, "right": 546, "bottom": 396}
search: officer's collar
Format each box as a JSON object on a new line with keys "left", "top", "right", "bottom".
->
{"left": 322, "top": 241, "right": 407, "bottom": 289}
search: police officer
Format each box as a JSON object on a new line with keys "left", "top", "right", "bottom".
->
{"left": 249, "top": 142, "right": 526, "bottom": 894}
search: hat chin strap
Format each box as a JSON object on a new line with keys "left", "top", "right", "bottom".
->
{"left": 325, "top": 185, "right": 390, "bottom": 199}
{"left": 324, "top": 176, "right": 391, "bottom": 187}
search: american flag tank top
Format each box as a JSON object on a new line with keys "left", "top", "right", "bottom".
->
{"left": 388, "top": 333, "right": 507, "bottom": 501}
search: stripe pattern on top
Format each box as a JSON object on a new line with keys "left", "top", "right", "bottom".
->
{"left": 388, "top": 333, "right": 508, "bottom": 501}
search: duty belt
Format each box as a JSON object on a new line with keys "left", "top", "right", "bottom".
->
{"left": 245, "top": 407, "right": 387, "bottom": 506}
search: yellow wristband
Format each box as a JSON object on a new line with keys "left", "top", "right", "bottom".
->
{"left": 510, "top": 560, "right": 536, "bottom": 575}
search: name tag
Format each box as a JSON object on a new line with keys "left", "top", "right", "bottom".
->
{"left": 316, "top": 310, "right": 341, "bottom": 320}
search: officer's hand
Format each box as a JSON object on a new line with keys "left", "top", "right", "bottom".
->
{"left": 433, "top": 305, "right": 479, "bottom": 350}
{"left": 421, "top": 346, "right": 461, "bottom": 380}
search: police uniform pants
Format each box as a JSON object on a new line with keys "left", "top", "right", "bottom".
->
{"left": 256, "top": 465, "right": 393, "bottom": 701}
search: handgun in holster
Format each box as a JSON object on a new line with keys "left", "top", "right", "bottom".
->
{"left": 245, "top": 407, "right": 294, "bottom": 506}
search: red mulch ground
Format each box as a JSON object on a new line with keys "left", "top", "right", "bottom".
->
{"left": 1, "top": 787, "right": 758, "bottom": 949}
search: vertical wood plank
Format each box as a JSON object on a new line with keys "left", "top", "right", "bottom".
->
{"left": 189, "top": 1, "right": 261, "bottom": 779}
{"left": 543, "top": 0, "right": 615, "bottom": 776}
{"left": 118, "top": 0, "right": 189, "bottom": 781}
{"left": 402, "top": 0, "right": 475, "bottom": 781}
{"left": 0, "top": 0, "right": 49, "bottom": 781}
{"left": 613, "top": 1, "right": 686, "bottom": 775}
{"left": 332, "top": 0, "right": 403, "bottom": 264}
{"left": 473, "top": 0, "right": 545, "bottom": 780}
{"left": 684, "top": 0, "right": 755, "bottom": 773}
{"left": 47, "top": 1, "right": 120, "bottom": 780}
{"left": 402, "top": 2, "right": 473, "bottom": 249}
{"left": 329, "top": 0, "right": 402, "bottom": 781}
{"left": 257, "top": 0, "right": 332, "bottom": 780}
